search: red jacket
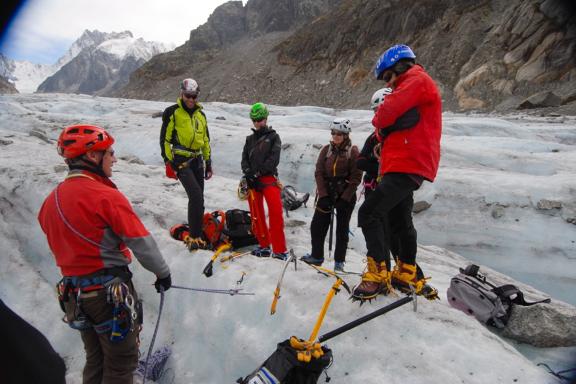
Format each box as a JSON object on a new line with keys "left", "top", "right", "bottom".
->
{"left": 38, "top": 170, "right": 170, "bottom": 278}
{"left": 373, "top": 65, "right": 442, "bottom": 181}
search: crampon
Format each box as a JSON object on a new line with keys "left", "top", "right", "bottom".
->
{"left": 391, "top": 277, "right": 439, "bottom": 301}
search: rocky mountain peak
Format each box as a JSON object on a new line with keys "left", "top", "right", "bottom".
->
{"left": 37, "top": 30, "right": 172, "bottom": 95}
{"left": 184, "top": 0, "right": 340, "bottom": 52}
{"left": 114, "top": 0, "right": 576, "bottom": 115}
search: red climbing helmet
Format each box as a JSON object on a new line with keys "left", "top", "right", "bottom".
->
{"left": 57, "top": 124, "right": 115, "bottom": 159}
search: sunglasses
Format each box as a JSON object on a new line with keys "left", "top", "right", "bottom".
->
{"left": 381, "top": 71, "right": 394, "bottom": 83}
{"left": 183, "top": 92, "right": 198, "bottom": 99}
{"left": 252, "top": 118, "right": 265, "bottom": 123}
{"left": 331, "top": 131, "right": 344, "bottom": 136}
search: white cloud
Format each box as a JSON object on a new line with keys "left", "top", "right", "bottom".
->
{"left": 2, "top": 0, "right": 241, "bottom": 63}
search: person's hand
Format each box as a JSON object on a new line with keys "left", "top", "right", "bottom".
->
{"left": 244, "top": 173, "right": 258, "bottom": 189}
{"left": 165, "top": 162, "right": 177, "bottom": 179}
{"left": 335, "top": 198, "right": 349, "bottom": 210}
{"left": 154, "top": 274, "right": 172, "bottom": 293}
{"left": 204, "top": 160, "right": 213, "bottom": 180}
{"left": 316, "top": 196, "right": 333, "bottom": 212}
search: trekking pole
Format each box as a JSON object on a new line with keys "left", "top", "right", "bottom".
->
{"left": 172, "top": 285, "right": 255, "bottom": 296}
{"left": 317, "top": 295, "right": 413, "bottom": 343}
{"left": 202, "top": 242, "right": 232, "bottom": 277}
{"left": 142, "top": 288, "right": 165, "bottom": 384}
{"left": 328, "top": 206, "right": 335, "bottom": 260}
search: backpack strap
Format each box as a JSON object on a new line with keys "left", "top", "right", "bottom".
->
{"left": 493, "top": 284, "right": 551, "bottom": 306}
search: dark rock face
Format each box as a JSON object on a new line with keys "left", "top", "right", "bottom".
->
{"left": 0, "top": 75, "right": 18, "bottom": 94}
{"left": 117, "top": 0, "right": 576, "bottom": 114}
{"left": 519, "top": 91, "right": 562, "bottom": 109}
{"left": 188, "top": 1, "right": 247, "bottom": 51}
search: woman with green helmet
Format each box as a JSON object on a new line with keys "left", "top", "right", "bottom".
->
{"left": 241, "top": 102, "right": 288, "bottom": 260}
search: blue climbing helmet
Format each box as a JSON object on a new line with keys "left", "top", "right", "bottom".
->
{"left": 374, "top": 44, "right": 416, "bottom": 79}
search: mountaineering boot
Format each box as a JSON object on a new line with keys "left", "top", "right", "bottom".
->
{"left": 352, "top": 257, "right": 392, "bottom": 301}
{"left": 391, "top": 260, "right": 439, "bottom": 300}
{"left": 272, "top": 252, "right": 289, "bottom": 261}
{"left": 300, "top": 254, "right": 323, "bottom": 266}
{"left": 334, "top": 262, "right": 345, "bottom": 272}
{"left": 184, "top": 236, "right": 207, "bottom": 251}
{"left": 251, "top": 246, "right": 271, "bottom": 257}
{"left": 392, "top": 260, "right": 417, "bottom": 285}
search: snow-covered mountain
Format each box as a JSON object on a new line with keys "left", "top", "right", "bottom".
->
{"left": 36, "top": 30, "right": 174, "bottom": 96}
{"left": 0, "top": 53, "right": 56, "bottom": 93}
{"left": 0, "top": 93, "right": 575, "bottom": 383}
{"left": 0, "top": 29, "right": 100, "bottom": 93}
{"left": 0, "top": 30, "right": 173, "bottom": 94}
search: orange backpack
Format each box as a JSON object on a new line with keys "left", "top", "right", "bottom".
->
{"left": 202, "top": 210, "right": 226, "bottom": 249}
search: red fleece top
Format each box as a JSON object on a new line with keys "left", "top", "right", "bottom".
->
{"left": 373, "top": 65, "right": 442, "bottom": 182}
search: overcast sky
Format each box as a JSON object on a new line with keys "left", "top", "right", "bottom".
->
{"left": 1, "top": 0, "right": 244, "bottom": 64}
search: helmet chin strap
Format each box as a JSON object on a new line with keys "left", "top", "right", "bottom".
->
{"left": 69, "top": 153, "right": 107, "bottom": 177}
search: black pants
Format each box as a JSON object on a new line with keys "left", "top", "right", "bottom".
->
{"left": 177, "top": 157, "right": 205, "bottom": 238}
{"left": 0, "top": 299, "right": 66, "bottom": 384}
{"left": 364, "top": 186, "right": 424, "bottom": 278}
{"left": 358, "top": 173, "right": 418, "bottom": 267}
{"left": 310, "top": 199, "right": 355, "bottom": 263}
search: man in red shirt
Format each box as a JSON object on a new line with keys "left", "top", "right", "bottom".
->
{"left": 352, "top": 44, "right": 442, "bottom": 301}
{"left": 38, "top": 125, "right": 171, "bottom": 384}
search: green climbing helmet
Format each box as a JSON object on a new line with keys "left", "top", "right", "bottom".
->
{"left": 250, "top": 102, "right": 269, "bottom": 121}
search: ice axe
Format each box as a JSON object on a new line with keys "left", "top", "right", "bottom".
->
{"left": 290, "top": 272, "right": 350, "bottom": 362}
{"left": 318, "top": 295, "right": 413, "bottom": 343}
{"left": 202, "top": 243, "right": 232, "bottom": 277}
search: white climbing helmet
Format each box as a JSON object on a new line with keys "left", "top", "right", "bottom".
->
{"left": 370, "top": 87, "right": 392, "bottom": 111}
{"left": 330, "top": 118, "right": 352, "bottom": 134}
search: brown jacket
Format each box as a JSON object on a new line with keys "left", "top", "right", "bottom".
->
{"left": 315, "top": 141, "right": 362, "bottom": 202}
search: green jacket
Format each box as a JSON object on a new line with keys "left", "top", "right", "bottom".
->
{"left": 160, "top": 99, "right": 211, "bottom": 163}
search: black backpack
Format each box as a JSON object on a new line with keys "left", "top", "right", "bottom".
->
{"left": 222, "top": 209, "right": 258, "bottom": 249}
{"left": 238, "top": 339, "right": 332, "bottom": 384}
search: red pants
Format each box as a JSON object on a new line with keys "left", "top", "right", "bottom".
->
{"left": 247, "top": 175, "right": 287, "bottom": 254}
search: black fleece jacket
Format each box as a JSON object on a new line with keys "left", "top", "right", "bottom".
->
{"left": 241, "top": 126, "right": 281, "bottom": 177}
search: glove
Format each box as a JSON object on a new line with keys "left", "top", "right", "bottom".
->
{"left": 316, "top": 196, "right": 333, "bottom": 212}
{"left": 335, "top": 198, "right": 349, "bottom": 211}
{"left": 244, "top": 173, "right": 259, "bottom": 190}
{"left": 204, "top": 160, "right": 213, "bottom": 180}
{"left": 154, "top": 274, "right": 172, "bottom": 293}
{"left": 165, "top": 162, "right": 177, "bottom": 179}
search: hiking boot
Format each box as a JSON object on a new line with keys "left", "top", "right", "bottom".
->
{"left": 300, "top": 254, "right": 323, "bottom": 266}
{"left": 272, "top": 252, "right": 289, "bottom": 261}
{"left": 334, "top": 262, "right": 345, "bottom": 272}
{"left": 251, "top": 246, "right": 271, "bottom": 257}
{"left": 352, "top": 257, "right": 392, "bottom": 301}
{"left": 184, "top": 236, "right": 207, "bottom": 251}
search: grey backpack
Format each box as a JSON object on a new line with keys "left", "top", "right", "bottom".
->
{"left": 447, "top": 264, "right": 550, "bottom": 328}
{"left": 281, "top": 185, "right": 310, "bottom": 216}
